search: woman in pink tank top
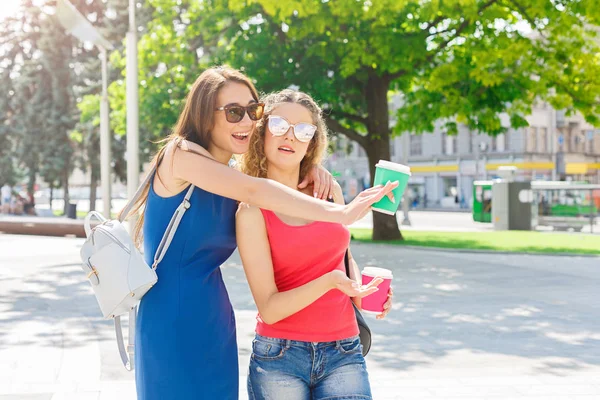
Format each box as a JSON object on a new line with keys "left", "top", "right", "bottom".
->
{"left": 236, "top": 89, "right": 393, "bottom": 400}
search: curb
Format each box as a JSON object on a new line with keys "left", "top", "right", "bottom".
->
{"left": 0, "top": 218, "right": 87, "bottom": 238}
{"left": 410, "top": 208, "right": 471, "bottom": 213}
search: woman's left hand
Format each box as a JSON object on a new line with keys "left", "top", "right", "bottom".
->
{"left": 298, "top": 165, "right": 334, "bottom": 200}
{"left": 376, "top": 287, "right": 393, "bottom": 320}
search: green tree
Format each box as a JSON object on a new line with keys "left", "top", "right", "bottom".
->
{"left": 129, "top": 0, "right": 600, "bottom": 240}
{"left": 1, "top": 2, "right": 45, "bottom": 198}
{"left": 0, "top": 57, "right": 17, "bottom": 187}
{"left": 108, "top": 0, "right": 195, "bottom": 148}
{"left": 39, "top": 14, "right": 78, "bottom": 214}
{"left": 74, "top": 95, "right": 102, "bottom": 211}
{"left": 0, "top": 0, "right": 145, "bottom": 214}
{"left": 67, "top": 0, "right": 141, "bottom": 199}
{"left": 2, "top": 1, "right": 78, "bottom": 212}
{"left": 11, "top": 58, "right": 47, "bottom": 201}
{"left": 223, "top": 0, "right": 600, "bottom": 240}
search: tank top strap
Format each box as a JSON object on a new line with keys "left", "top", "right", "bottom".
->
{"left": 259, "top": 209, "right": 279, "bottom": 234}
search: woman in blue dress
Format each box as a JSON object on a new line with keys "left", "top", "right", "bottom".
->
{"left": 126, "top": 66, "right": 397, "bottom": 400}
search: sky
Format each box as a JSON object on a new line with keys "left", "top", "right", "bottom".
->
{"left": 0, "top": 1, "right": 21, "bottom": 22}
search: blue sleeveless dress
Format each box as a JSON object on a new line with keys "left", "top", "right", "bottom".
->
{"left": 135, "top": 182, "right": 239, "bottom": 399}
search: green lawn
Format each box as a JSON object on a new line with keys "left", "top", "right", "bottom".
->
{"left": 52, "top": 210, "right": 116, "bottom": 219}
{"left": 53, "top": 210, "right": 88, "bottom": 219}
{"left": 349, "top": 228, "right": 600, "bottom": 255}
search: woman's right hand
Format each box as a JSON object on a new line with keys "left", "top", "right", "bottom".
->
{"left": 329, "top": 270, "right": 383, "bottom": 298}
{"left": 340, "top": 181, "right": 399, "bottom": 225}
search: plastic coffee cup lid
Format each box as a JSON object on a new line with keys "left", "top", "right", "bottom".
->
{"left": 362, "top": 267, "right": 393, "bottom": 279}
{"left": 375, "top": 160, "right": 411, "bottom": 175}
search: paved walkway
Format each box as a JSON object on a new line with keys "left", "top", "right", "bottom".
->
{"left": 0, "top": 234, "right": 599, "bottom": 399}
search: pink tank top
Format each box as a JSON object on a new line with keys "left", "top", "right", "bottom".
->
{"left": 255, "top": 209, "right": 359, "bottom": 342}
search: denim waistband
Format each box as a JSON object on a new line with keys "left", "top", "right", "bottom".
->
{"left": 255, "top": 334, "right": 360, "bottom": 348}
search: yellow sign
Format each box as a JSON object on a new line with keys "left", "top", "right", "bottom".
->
{"left": 409, "top": 162, "right": 598, "bottom": 174}
{"left": 485, "top": 162, "right": 554, "bottom": 171}
{"left": 565, "top": 163, "right": 588, "bottom": 174}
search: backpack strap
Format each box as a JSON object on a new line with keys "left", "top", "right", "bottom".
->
{"left": 115, "top": 308, "right": 137, "bottom": 371}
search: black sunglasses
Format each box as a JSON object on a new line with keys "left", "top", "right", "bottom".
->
{"left": 215, "top": 103, "right": 265, "bottom": 123}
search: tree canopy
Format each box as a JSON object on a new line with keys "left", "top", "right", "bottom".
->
{"left": 125, "top": 0, "right": 600, "bottom": 239}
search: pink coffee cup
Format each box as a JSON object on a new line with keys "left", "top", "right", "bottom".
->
{"left": 361, "top": 267, "right": 393, "bottom": 315}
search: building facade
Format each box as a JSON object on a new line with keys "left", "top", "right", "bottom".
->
{"left": 326, "top": 103, "right": 600, "bottom": 209}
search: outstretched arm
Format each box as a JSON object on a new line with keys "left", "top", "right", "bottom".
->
{"left": 165, "top": 140, "right": 397, "bottom": 225}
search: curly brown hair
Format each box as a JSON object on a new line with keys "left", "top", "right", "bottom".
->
{"left": 241, "top": 89, "right": 328, "bottom": 182}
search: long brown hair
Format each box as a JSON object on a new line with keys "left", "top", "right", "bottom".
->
{"left": 121, "top": 66, "right": 259, "bottom": 247}
{"left": 241, "top": 89, "right": 328, "bottom": 182}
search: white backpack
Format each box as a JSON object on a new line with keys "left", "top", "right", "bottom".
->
{"left": 80, "top": 166, "right": 194, "bottom": 370}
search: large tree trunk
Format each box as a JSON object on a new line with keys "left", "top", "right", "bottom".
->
{"left": 365, "top": 139, "right": 404, "bottom": 241}
{"left": 365, "top": 73, "right": 402, "bottom": 241}
{"left": 49, "top": 186, "right": 54, "bottom": 212}
{"left": 89, "top": 166, "right": 98, "bottom": 212}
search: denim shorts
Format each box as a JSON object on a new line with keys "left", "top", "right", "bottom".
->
{"left": 247, "top": 334, "right": 372, "bottom": 400}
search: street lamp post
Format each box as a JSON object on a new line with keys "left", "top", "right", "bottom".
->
{"left": 56, "top": 0, "right": 113, "bottom": 218}
{"left": 126, "top": 0, "right": 140, "bottom": 232}
{"left": 401, "top": 132, "right": 411, "bottom": 226}
{"left": 99, "top": 48, "right": 111, "bottom": 218}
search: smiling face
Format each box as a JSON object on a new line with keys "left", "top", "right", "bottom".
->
{"left": 264, "top": 102, "right": 314, "bottom": 171}
{"left": 209, "top": 82, "right": 258, "bottom": 159}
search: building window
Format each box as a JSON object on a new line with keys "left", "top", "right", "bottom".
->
{"left": 496, "top": 133, "right": 506, "bottom": 152}
{"left": 471, "top": 133, "right": 491, "bottom": 153}
{"left": 538, "top": 128, "right": 547, "bottom": 153}
{"left": 586, "top": 130, "right": 600, "bottom": 154}
{"left": 573, "top": 132, "right": 585, "bottom": 153}
{"left": 357, "top": 144, "right": 366, "bottom": 158}
{"left": 410, "top": 134, "right": 422, "bottom": 156}
{"left": 527, "top": 127, "right": 537, "bottom": 153}
{"left": 469, "top": 131, "right": 474, "bottom": 153}
{"left": 569, "top": 130, "right": 575, "bottom": 152}
{"left": 442, "top": 133, "right": 446, "bottom": 155}
{"left": 443, "top": 177, "right": 458, "bottom": 198}
{"left": 442, "top": 133, "right": 456, "bottom": 155}
{"left": 593, "top": 131, "right": 600, "bottom": 154}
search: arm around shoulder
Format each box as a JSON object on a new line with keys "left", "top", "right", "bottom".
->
{"left": 172, "top": 143, "right": 346, "bottom": 223}
{"left": 172, "top": 144, "right": 262, "bottom": 204}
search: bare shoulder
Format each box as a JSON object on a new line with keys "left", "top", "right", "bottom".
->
{"left": 153, "top": 140, "right": 185, "bottom": 196}
{"left": 177, "top": 139, "right": 214, "bottom": 159}
{"left": 236, "top": 202, "right": 263, "bottom": 222}
{"left": 236, "top": 203, "right": 267, "bottom": 242}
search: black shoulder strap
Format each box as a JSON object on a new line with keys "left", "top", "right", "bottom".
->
{"left": 344, "top": 250, "right": 350, "bottom": 277}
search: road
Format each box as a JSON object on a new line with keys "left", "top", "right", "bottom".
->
{"left": 0, "top": 234, "right": 599, "bottom": 399}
